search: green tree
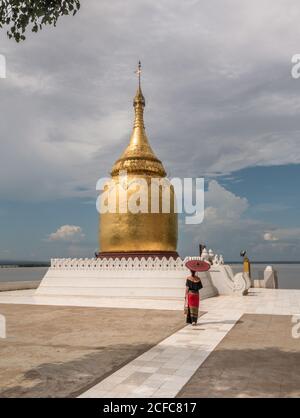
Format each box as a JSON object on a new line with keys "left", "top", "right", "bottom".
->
{"left": 0, "top": 0, "right": 81, "bottom": 42}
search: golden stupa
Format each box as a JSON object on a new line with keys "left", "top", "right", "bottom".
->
{"left": 99, "top": 62, "right": 178, "bottom": 258}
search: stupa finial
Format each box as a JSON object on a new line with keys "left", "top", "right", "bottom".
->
{"left": 136, "top": 60, "right": 142, "bottom": 88}
{"left": 133, "top": 60, "right": 145, "bottom": 113}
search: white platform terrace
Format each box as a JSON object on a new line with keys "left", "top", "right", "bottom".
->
{"left": 34, "top": 255, "right": 251, "bottom": 303}
{"left": 0, "top": 287, "right": 299, "bottom": 315}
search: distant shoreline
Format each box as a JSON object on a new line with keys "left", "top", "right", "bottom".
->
{"left": 0, "top": 263, "right": 50, "bottom": 268}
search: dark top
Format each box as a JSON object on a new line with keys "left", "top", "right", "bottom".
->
{"left": 186, "top": 278, "right": 203, "bottom": 292}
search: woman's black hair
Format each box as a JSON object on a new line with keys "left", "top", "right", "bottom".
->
{"left": 191, "top": 270, "right": 196, "bottom": 277}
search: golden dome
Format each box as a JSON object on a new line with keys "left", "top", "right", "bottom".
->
{"left": 99, "top": 63, "right": 177, "bottom": 256}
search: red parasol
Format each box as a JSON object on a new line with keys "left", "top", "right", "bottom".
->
{"left": 185, "top": 259, "right": 211, "bottom": 272}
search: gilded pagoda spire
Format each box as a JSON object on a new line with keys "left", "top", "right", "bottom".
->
{"left": 111, "top": 61, "right": 166, "bottom": 177}
{"left": 99, "top": 62, "right": 178, "bottom": 256}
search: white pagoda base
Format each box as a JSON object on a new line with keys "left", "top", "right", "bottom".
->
{"left": 35, "top": 256, "right": 251, "bottom": 301}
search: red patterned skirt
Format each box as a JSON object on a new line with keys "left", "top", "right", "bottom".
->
{"left": 186, "top": 291, "right": 200, "bottom": 324}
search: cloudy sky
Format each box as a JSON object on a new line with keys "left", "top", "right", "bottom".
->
{"left": 1, "top": 0, "right": 300, "bottom": 261}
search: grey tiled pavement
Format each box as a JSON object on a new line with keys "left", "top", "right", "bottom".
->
{"left": 177, "top": 314, "right": 300, "bottom": 398}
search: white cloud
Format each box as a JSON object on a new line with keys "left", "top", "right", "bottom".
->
{"left": 179, "top": 180, "right": 300, "bottom": 260}
{"left": 47, "top": 225, "right": 84, "bottom": 242}
{"left": 264, "top": 227, "right": 300, "bottom": 242}
{"left": 204, "top": 180, "right": 248, "bottom": 223}
{"left": 179, "top": 180, "right": 256, "bottom": 257}
{"left": 264, "top": 232, "right": 279, "bottom": 241}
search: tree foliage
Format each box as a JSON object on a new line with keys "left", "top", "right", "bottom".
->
{"left": 0, "top": 0, "right": 81, "bottom": 42}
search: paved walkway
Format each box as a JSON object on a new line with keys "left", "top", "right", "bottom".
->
{"left": 1, "top": 288, "right": 300, "bottom": 397}
{"left": 79, "top": 310, "right": 242, "bottom": 398}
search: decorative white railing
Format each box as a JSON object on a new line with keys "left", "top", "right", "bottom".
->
{"left": 50, "top": 257, "right": 186, "bottom": 271}
{"left": 50, "top": 249, "right": 225, "bottom": 271}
